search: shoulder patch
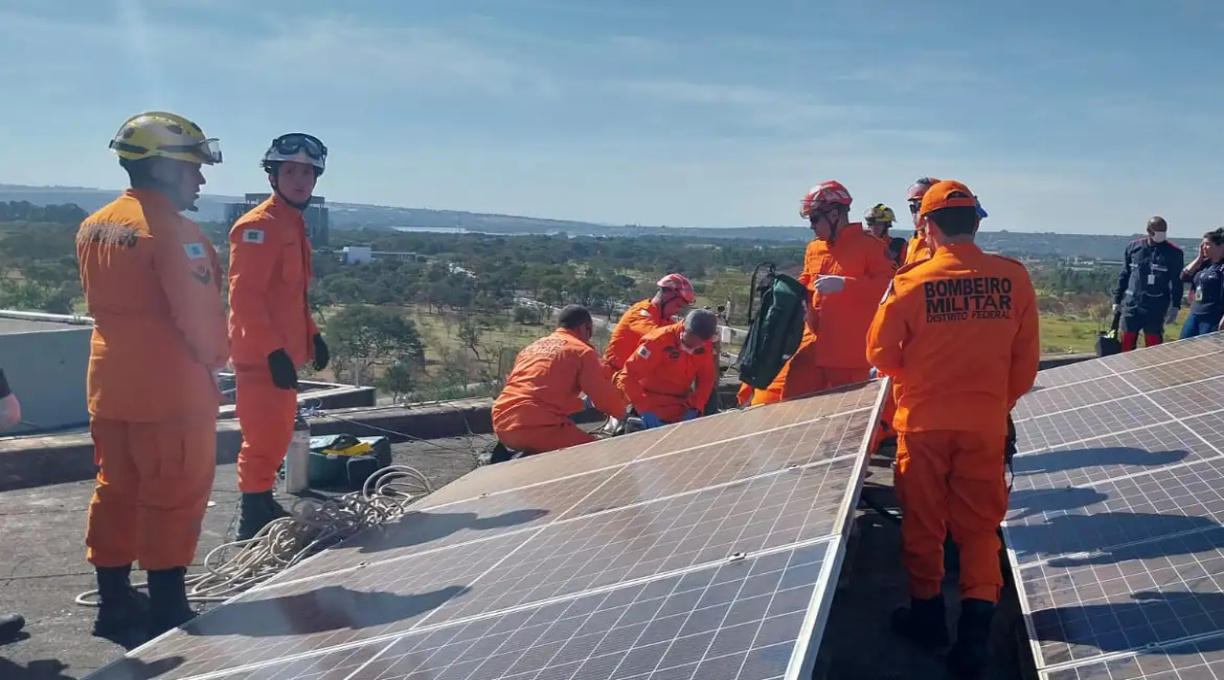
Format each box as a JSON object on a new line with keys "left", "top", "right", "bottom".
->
{"left": 637, "top": 346, "right": 651, "bottom": 359}
{"left": 242, "top": 228, "right": 265, "bottom": 244}
{"left": 182, "top": 242, "right": 207, "bottom": 260}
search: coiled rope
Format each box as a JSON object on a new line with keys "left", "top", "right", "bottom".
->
{"left": 75, "top": 465, "right": 433, "bottom": 607}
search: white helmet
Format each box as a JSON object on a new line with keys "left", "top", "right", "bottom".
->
{"left": 261, "top": 133, "right": 326, "bottom": 175}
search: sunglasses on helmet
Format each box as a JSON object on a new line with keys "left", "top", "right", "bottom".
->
{"left": 271, "top": 133, "right": 327, "bottom": 161}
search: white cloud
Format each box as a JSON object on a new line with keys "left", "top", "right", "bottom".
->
{"left": 221, "top": 16, "right": 561, "bottom": 101}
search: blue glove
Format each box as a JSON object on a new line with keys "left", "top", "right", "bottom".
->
{"left": 581, "top": 394, "right": 594, "bottom": 410}
{"left": 640, "top": 412, "right": 663, "bottom": 429}
{"left": 869, "top": 367, "right": 879, "bottom": 380}
{"left": 682, "top": 408, "right": 700, "bottom": 421}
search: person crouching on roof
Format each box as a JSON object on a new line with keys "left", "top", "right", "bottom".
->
{"left": 867, "top": 180, "right": 1039, "bottom": 679}
{"left": 603, "top": 274, "right": 695, "bottom": 379}
{"left": 616, "top": 309, "right": 719, "bottom": 429}
{"left": 492, "top": 305, "right": 628, "bottom": 455}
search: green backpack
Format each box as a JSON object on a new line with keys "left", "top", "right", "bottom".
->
{"left": 735, "top": 270, "right": 809, "bottom": 390}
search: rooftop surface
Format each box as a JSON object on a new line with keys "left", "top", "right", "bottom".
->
{"left": 0, "top": 423, "right": 1027, "bottom": 680}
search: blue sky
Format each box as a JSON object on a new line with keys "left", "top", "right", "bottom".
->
{"left": 0, "top": 0, "right": 1221, "bottom": 234}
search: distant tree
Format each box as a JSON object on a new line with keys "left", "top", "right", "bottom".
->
{"left": 323, "top": 305, "right": 425, "bottom": 386}
{"left": 458, "top": 317, "right": 483, "bottom": 360}
{"left": 512, "top": 304, "right": 543, "bottom": 325}
{"left": 375, "top": 355, "right": 419, "bottom": 403}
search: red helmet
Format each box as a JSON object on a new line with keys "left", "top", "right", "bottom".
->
{"left": 907, "top": 177, "right": 941, "bottom": 202}
{"left": 799, "top": 180, "right": 852, "bottom": 219}
{"left": 656, "top": 273, "right": 696, "bottom": 303}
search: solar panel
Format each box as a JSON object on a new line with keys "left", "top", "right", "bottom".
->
{"left": 85, "top": 380, "right": 885, "bottom": 680}
{"left": 1003, "top": 336, "right": 1224, "bottom": 679}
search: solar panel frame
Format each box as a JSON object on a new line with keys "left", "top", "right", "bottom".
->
{"left": 84, "top": 380, "right": 887, "bottom": 680}
{"left": 1004, "top": 335, "right": 1224, "bottom": 679}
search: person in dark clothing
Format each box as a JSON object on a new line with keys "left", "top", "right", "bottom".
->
{"left": 0, "top": 369, "right": 26, "bottom": 642}
{"left": 1112, "top": 216, "right": 1185, "bottom": 352}
{"left": 1179, "top": 228, "right": 1224, "bottom": 339}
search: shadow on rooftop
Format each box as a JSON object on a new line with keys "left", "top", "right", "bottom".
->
{"left": 345, "top": 508, "right": 549, "bottom": 554}
{"left": 1008, "top": 512, "right": 1223, "bottom": 567}
{"left": 1012, "top": 445, "right": 1188, "bottom": 476}
{"left": 32, "top": 655, "right": 184, "bottom": 680}
{"left": 185, "top": 584, "right": 468, "bottom": 638}
{"left": 1007, "top": 486, "right": 1109, "bottom": 520}
{"left": 1031, "top": 590, "right": 1224, "bottom": 657}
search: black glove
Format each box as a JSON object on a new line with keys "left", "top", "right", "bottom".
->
{"left": 267, "top": 349, "right": 299, "bottom": 390}
{"left": 1005, "top": 413, "right": 1017, "bottom": 464}
{"left": 312, "top": 334, "right": 330, "bottom": 371}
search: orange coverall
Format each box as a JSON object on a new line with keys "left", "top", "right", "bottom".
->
{"left": 227, "top": 196, "right": 320, "bottom": 493}
{"left": 616, "top": 323, "right": 717, "bottom": 423}
{"left": 76, "top": 189, "right": 228, "bottom": 571}
{"left": 602, "top": 299, "right": 667, "bottom": 378}
{"left": 905, "top": 232, "right": 932, "bottom": 265}
{"left": 866, "top": 242, "right": 1040, "bottom": 603}
{"left": 493, "top": 328, "right": 626, "bottom": 453}
{"left": 751, "top": 224, "right": 894, "bottom": 405}
{"left": 869, "top": 232, "right": 933, "bottom": 446}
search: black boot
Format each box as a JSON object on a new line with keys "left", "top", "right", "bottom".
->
{"left": 92, "top": 564, "right": 149, "bottom": 638}
{"left": 948, "top": 598, "right": 995, "bottom": 680}
{"left": 0, "top": 612, "right": 25, "bottom": 641}
{"left": 266, "top": 492, "right": 291, "bottom": 520}
{"left": 236, "top": 491, "right": 288, "bottom": 541}
{"left": 890, "top": 593, "right": 950, "bottom": 650}
{"left": 146, "top": 567, "right": 196, "bottom": 639}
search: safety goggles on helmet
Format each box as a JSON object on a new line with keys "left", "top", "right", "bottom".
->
{"left": 131, "top": 138, "right": 222, "bottom": 165}
{"left": 272, "top": 133, "right": 327, "bottom": 161}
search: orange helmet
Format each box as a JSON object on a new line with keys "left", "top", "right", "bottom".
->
{"left": 799, "top": 180, "right": 852, "bottom": 219}
{"left": 656, "top": 273, "right": 696, "bottom": 303}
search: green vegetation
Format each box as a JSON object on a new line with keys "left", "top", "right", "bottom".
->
{"left": 0, "top": 201, "right": 1195, "bottom": 400}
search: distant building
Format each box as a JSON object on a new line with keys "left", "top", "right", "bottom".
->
{"left": 224, "top": 193, "right": 330, "bottom": 247}
{"left": 339, "top": 246, "right": 421, "bottom": 264}
{"left": 342, "top": 245, "right": 372, "bottom": 264}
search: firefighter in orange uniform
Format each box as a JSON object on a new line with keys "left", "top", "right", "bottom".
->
{"left": 603, "top": 274, "right": 695, "bottom": 378}
{"left": 749, "top": 180, "right": 893, "bottom": 405}
{"left": 617, "top": 309, "right": 719, "bottom": 428}
{"left": 873, "top": 177, "right": 941, "bottom": 451}
{"left": 904, "top": 177, "right": 938, "bottom": 265}
{"left": 228, "top": 133, "right": 329, "bottom": 540}
{"left": 866, "top": 180, "right": 1039, "bottom": 679}
{"left": 78, "top": 111, "right": 228, "bottom": 639}
{"left": 493, "top": 305, "right": 627, "bottom": 454}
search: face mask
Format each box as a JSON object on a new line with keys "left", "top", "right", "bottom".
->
{"left": 1151, "top": 232, "right": 1167, "bottom": 243}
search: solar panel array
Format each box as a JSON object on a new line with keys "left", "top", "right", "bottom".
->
{"left": 1003, "top": 333, "right": 1224, "bottom": 679}
{"left": 86, "top": 380, "right": 886, "bottom": 680}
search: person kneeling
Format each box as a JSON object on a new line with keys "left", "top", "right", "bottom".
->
{"left": 617, "top": 309, "right": 719, "bottom": 429}
{"left": 491, "top": 305, "right": 626, "bottom": 457}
